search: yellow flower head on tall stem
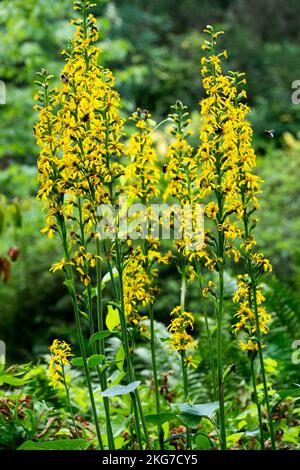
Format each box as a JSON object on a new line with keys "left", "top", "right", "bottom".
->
{"left": 167, "top": 306, "right": 197, "bottom": 362}
{"left": 35, "top": 0, "right": 125, "bottom": 272}
{"left": 126, "top": 108, "right": 160, "bottom": 204}
{"left": 49, "top": 339, "right": 73, "bottom": 388}
{"left": 164, "top": 101, "right": 205, "bottom": 265}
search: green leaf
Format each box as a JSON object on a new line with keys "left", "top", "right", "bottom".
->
{"left": 89, "top": 330, "right": 116, "bottom": 346}
{"left": 71, "top": 357, "right": 85, "bottom": 367}
{"left": 106, "top": 305, "right": 120, "bottom": 330}
{"left": 145, "top": 412, "right": 177, "bottom": 426}
{"left": 227, "top": 432, "right": 244, "bottom": 445}
{"left": 194, "top": 433, "right": 212, "bottom": 450}
{"left": 0, "top": 374, "right": 31, "bottom": 386}
{"left": 277, "top": 389, "right": 300, "bottom": 400}
{"left": 101, "top": 381, "right": 141, "bottom": 397}
{"left": 17, "top": 439, "right": 88, "bottom": 451}
{"left": 171, "top": 401, "right": 219, "bottom": 427}
{"left": 101, "top": 268, "right": 119, "bottom": 290}
{"left": 83, "top": 287, "right": 97, "bottom": 298}
{"left": 71, "top": 355, "right": 104, "bottom": 368}
{"left": 87, "top": 354, "right": 104, "bottom": 368}
{"left": 63, "top": 279, "right": 75, "bottom": 295}
{"left": 115, "top": 344, "right": 125, "bottom": 371}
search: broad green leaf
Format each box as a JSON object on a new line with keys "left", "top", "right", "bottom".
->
{"left": 277, "top": 389, "right": 300, "bottom": 400}
{"left": 0, "top": 374, "right": 31, "bottom": 386}
{"left": 283, "top": 425, "right": 300, "bottom": 444}
{"left": 145, "top": 412, "right": 177, "bottom": 426}
{"left": 71, "top": 355, "right": 104, "bottom": 368}
{"left": 17, "top": 439, "right": 88, "bottom": 451}
{"left": 89, "top": 330, "right": 116, "bottom": 346}
{"left": 71, "top": 357, "right": 85, "bottom": 367}
{"left": 88, "top": 354, "right": 104, "bottom": 368}
{"left": 171, "top": 401, "right": 219, "bottom": 427}
{"left": 101, "top": 380, "right": 141, "bottom": 397}
{"left": 115, "top": 344, "right": 125, "bottom": 371}
{"left": 227, "top": 432, "right": 244, "bottom": 445}
{"left": 194, "top": 433, "right": 212, "bottom": 450}
{"left": 106, "top": 305, "right": 120, "bottom": 330}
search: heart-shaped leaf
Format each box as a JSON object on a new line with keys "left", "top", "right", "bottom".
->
{"left": 101, "top": 380, "right": 141, "bottom": 397}
{"left": 71, "top": 354, "right": 104, "bottom": 368}
{"left": 145, "top": 412, "right": 177, "bottom": 426}
{"left": 171, "top": 401, "right": 219, "bottom": 427}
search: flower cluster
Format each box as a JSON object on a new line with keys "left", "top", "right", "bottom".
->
{"left": 35, "top": 2, "right": 124, "bottom": 281}
{"left": 164, "top": 101, "right": 205, "bottom": 264}
{"left": 167, "top": 306, "right": 197, "bottom": 359}
{"left": 197, "top": 34, "right": 245, "bottom": 268}
{"left": 126, "top": 109, "right": 160, "bottom": 204}
{"left": 232, "top": 275, "right": 272, "bottom": 351}
{"left": 49, "top": 339, "right": 73, "bottom": 388}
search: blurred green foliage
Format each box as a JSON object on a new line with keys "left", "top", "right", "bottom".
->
{"left": 2, "top": 0, "right": 300, "bottom": 164}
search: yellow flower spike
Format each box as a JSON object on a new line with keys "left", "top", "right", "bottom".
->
{"left": 167, "top": 306, "right": 197, "bottom": 353}
{"left": 49, "top": 339, "right": 73, "bottom": 388}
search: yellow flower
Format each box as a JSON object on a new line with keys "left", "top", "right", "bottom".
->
{"left": 35, "top": 7, "right": 124, "bottom": 273}
{"left": 167, "top": 306, "right": 197, "bottom": 354}
{"left": 49, "top": 339, "right": 73, "bottom": 388}
{"left": 239, "top": 339, "right": 259, "bottom": 352}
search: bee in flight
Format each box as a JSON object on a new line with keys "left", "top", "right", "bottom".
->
{"left": 264, "top": 129, "right": 275, "bottom": 138}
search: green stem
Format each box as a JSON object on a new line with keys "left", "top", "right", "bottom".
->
{"left": 248, "top": 263, "right": 276, "bottom": 450}
{"left": 59, "top": 219, "right": 104, "bottom": 450}
{"left": 195, "top": 260, "right": 217, "bottom": 401}
{"left": 113, "top": 240, "right": 145, "bottom": 449}
{"left": 250, "top": 358, "right": 265, "bottom": 450}
{"left": 216, "top": 264, "right": 226, "bottom": 450}
{"left": 179, "top": 272, "right": 192, "bottom": 450}
{"left": 95, "top": 239, "right": 115, "bottom": 450}
{"left": 149, "top": 303, "right": 164, "bottom": 449}
{"left": 241, "top": 199, "right": 276, "bottom": 450}
{"left": 61, "top": 363, "right": 81, "bottom": 443}
{"left": 181, "top": 351, "right": 192, "bottom": 450}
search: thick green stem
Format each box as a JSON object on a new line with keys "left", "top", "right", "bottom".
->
{"left": 113, "top": 239, "right": 149, "bottom": 449}
{"left": 181, "top": 351, "right": 192, "bottom": 450}
{"left": 195, "top": 260, "right": 217, "bottom": 401}
{"left": 248, "top": 264, "right": 276, "bottom": 450}
{"left": 59, "top": 219, "right": 104, "bottom": 449}
{"left": 250, "top": 358, "right": 265, "bottom": 450}
{"left": 61, "top": 363, "right": 81, "bottom": 443}
{"left": 95, "top": 239, "right": 115, "bottom": 450}
{"left": 242, "top": 203, "right": 276, "bottom": 450}
{"left": 149, "top": 304, "right": 164, "bottom": 449}
{"left": 217, "top": 265, "right": 226, "bottom": 450}
{"left": 66, "top": 272, "right": 104, "bottom": 449}
{"left": 179, "top": 273, "right": 192, "bottom": 449}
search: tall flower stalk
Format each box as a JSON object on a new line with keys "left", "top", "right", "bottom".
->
{"left": 197, "top": 26, "right": 244, "bottom": 449}
{"left": 165, "top": 100, "right": 217, "bottom": 401}
{"left": 126, "top": 108, "right": 171, "bottom": 448}
{"left": 34, "top": 0, "right": 127, "bottom": 449}
{"left": 229, "top": 72, "right": 276, "bottom": 449}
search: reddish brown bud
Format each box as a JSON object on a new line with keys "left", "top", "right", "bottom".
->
{"left": 7, "top": 246, "right": 20, "bottom": 262}
{"left": 0, "top": 257, "right": 11, "bottom": 284}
